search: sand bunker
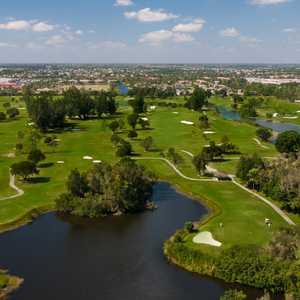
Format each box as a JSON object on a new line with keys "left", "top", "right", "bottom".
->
{"left": 203, "top": 131, "right": 215, "bottom": 134}
{"left": 283, "top": 116, "right": 298, "bottom": 119}
{"left": 57, "top": 161, "right": 64, "bottom": 164}
{"left": 173, "top": 112, "right": 179, "bottom": 114}
{"left": 193, "top": 231, "right": 222, "bottom": 247}
{"left": 83, "top": 156, "right": 93, "bottom": 160}
{"left": 141, "top": 117, "right": 149, "bottom": 121}
{"left": 93, "top": 160, "right": 102, "bottom": 164}
{"left": 181, "top": 120, "right": 194, "bottom": 125}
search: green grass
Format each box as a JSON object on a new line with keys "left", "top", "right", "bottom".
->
{"left": 0, "top": 96, "right": 295, "bottom": 254}
{"left": 0, "top": 273, "right": 9, "bottom": 288}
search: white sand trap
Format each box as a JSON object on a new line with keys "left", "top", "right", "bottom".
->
{"left": 19, "top": 107, "right": 26, "bottom": 110}
{"left": 83, "top": 156, "right": 93, "bottom": 160}
{"left": 27, "top": 122, "right": 35, "bottom": 126}
{"left": 193, "top": 231, "right": 222, "bottom": 247}
{"left": 273, "top": 113, "right": 279, "bottom": 118}
{"left": 149, "top": 106, "right": 156, "bottom": 110}
{"left": 173, "top": 112, "right": 179, "bottom": 114}
{"left": 297, "top": 111, "right": 300, "bottom": 113}
{"left": 181, "top": 120, "right": 194, "bottom": 125}
{"left": 93, "top": 160, "right": 102, "bottom": 164}
{"left": 141, "top": 117, "right": 149, "bottom": 121}
{"left": 57, "top": 161, "right": 64, "bottom": 164}
{"left": 203, "top": 131, "right": 215, "bottom": 134}
{"left": 283, "top": 116, "right": 298, "bottom": 119}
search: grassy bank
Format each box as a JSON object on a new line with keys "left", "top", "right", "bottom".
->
{"left": 0, "top": 270, "right": 23, "bottom": 299}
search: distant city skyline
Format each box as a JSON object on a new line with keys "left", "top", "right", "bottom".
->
{"left": 0, "top": 0, "right": 299, "bottom": 63}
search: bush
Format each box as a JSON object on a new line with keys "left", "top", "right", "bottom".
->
{"left": 128, "top": 130, "right": 138, "bottom": 139}
{"left": 256, "top": 127, "right": 272, "bottom": 142}
{"left": 275, "top": 130, "right": 300, "bottom": 153}
{"left": 220, "top": 290, "right": 246, "bottom": 300}
{"left": 116, "top": 140, "right": 132, "bottom": 157}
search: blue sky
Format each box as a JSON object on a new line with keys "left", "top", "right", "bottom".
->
{"left": 0, "top": 0, "right": 299, "bottom": 63}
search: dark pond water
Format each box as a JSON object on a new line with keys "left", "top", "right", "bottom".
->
{"left": 217, "top": 105, "right": 300, "bottom": 133}
{"left": 0, "top": 183, "right": 281, "bottom": 300}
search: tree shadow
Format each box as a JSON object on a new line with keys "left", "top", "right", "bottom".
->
{"left": 27, "top": 177, "right": 51, "bottom": 184}
{"left": 38, "top": 162, "right": 54, "bottom": 168}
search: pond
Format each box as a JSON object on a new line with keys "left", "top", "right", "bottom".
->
{"left": 216, "top": 105, "right": 300, "bottom": 133}
{"left": 0, "top": 183, "right": 281, "bottom": 300}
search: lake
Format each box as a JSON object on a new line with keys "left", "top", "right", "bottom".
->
{"left": 0, "top": 183, "right": 279, "bottom": 300}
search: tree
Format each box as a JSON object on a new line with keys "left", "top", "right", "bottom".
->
{"left": 6, "top": 107, "right": 19, "bottom": 119}
{"left": 256, "top": 127, "right": 272, "bottom": 142}
{"left": 198, "top": 113, "right": 209, "bottom": 129}
{"left": 167, "top": 148, "right": 183, "bottom": 165}
{"left": 239, "top": 102, "right": 257, "bottom": 118}
{"left": 141, "top": 136, "right": 154, "bottom": 152}
{"left": 108, "top": 120, "right": 119, "bottom": 133}
{"left": 111, "top": 133, "right": 122, "bottom": 146}
{"left": 275, "top": 130, "right": 300, "bottom": 153}
{"left": 236, "top": 154, "right": 265, "bottom": 181}
{"left": 128, "top": 130, "right": 138, "bottom": 139}
{"left": 184, "top": 221, "right": 194, "bottom": 233}
{"left": 116, "top": 140, "right": 132, "bottom": 157}
{"left": 129, "top": 94, "right": 146, "bottom": 114}
{"left": 44, "top": 135, "right": 58, "bottom": 152}
{"left": 185, "top": 87, "right": 208, "bottom": 111}
{"left": 127, "top": 113, "right": 139, "bottom": 129}
{"left": 25, "top": 92, "right": 66, "bottom": 131}
{"left": 0, "top": 112, "right": 6, "bottom": 121}
{"left": 193, "top": 153, "right": 208, "bottom": 175}
{"left": 11, "top": 161, "right": 39, "bottom": 180}
{"left": 28, "top": 149, "right": 46, "bottom": 164}
{"left": 220, "top": 290, "right": 247, "bottom": 300}
{"left": 94, "top": 92, "right": 116, "bottom": 118}
{"left": 67, "top": 169, "right": 89, "bottom": 198}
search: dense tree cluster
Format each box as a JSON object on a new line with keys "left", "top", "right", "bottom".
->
{"left": 275, "top": 130, "right": 300, "bottom": 154}
{"left": 24, "top": 88, "right": 118, "bottom": 131}
{"left": 55, "top": 158, "right": 156, "bottom": 217}
{"left": 165, "top": 226, "right": 300, "bottom": 297}
{"left": 236, "top": 153, "right": 300, "bottom": 213}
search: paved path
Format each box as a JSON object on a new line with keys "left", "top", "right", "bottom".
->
{"left": 181, "top": 150, "right": 295, "bottom": 226}
{"left": 0, "top": 172, "right": 24, "bottom": 201}
{"left": 133, "top": 157, "right": 217, "bottom": 182}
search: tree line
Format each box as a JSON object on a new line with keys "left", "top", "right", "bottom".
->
{"left": 23, "top": 87, "right": 118, "bottom": 131}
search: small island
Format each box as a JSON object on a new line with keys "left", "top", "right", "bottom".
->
{"left": 0, "top": 270, "right": 23, "bottom": 299}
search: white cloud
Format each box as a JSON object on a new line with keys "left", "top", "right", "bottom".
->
{"left": 173, "top": 33, "right": 195, "bottom": 43}
{"left": 75, "top": 30, "right": 83, "bottom": 35}
{"left": 45, "top": 35, "right": 66, "bottom": 46}
{"left": 139, "top": 30, "right": 173, "bottom": 44}
{"left": 0, "top": 19, "right": 55, "bottom": 32}
{"left": 172, "top": 18, "right": 205, "bottom": 33}
{"left": 251, "top": 0, "right": 290, "bottom": 5}
{"left": 32, "top": 22, "right": 54, "bottom": 32}
{"left": 0, "top": 20, "right": 32, "bottom": 30}
{"left": 114, "top": 0, "right": 133, "bottom": 6}
{"left": 125, "top": 8, "right": 178, "bottom": 22}
{"left": 139, "top": 30, "right": 195, "bottom": 45}
{"left": 220, "top": 27, "right": 240, "bottom": 37}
